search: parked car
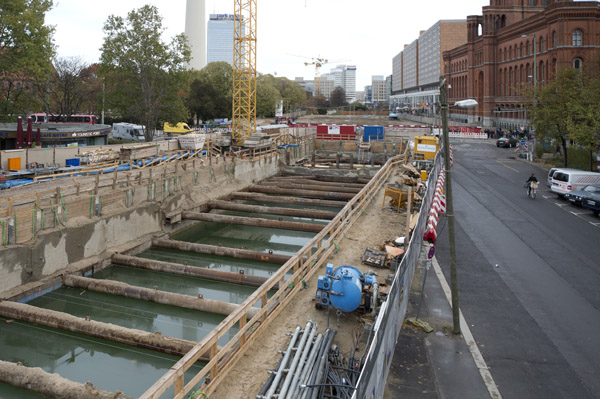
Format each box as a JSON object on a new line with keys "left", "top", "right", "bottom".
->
{"left": 582, "top": 190, "right": 600, "bottom": 216}
{"left": 564, "top": 184, "right": 600, "bottom": 206}
{"left": 496, "top": 137, "right": 517, "bottom": 148}
{"left": 551, "top": 170, "right": 600, "bottom": 196}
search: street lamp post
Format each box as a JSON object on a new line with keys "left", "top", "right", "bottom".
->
{"left": 439, "top": 76, "right": 460, "bottom": 335}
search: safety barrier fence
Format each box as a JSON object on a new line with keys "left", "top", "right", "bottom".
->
{"left": 0, "top": 139, "right": 316, "bottom": 246}
{"left": 139, "top": 143, "right": 412, "bottom": 399}
{"left": 448, "top": 131, "right": 487, "bottom": 139}
{"left": 352, "top": 151, "right": 443, "bottom": 398}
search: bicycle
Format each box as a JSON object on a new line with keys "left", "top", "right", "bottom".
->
{"left": 527, "top": 181, "right": 539, "bottom": 199}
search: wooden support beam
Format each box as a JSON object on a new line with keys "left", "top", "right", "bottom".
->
{"left": 208, "top": 200, "right": 337, "bottom": 220}
{"left": 152, "top": 238, "right": 290, "bottom": 265}
{"left": 111, "top": 253, "right": 275, "bottom": 288}
{"left": 63, "top": 275, "right": 259, "bottom": 319}
{"left": 182, "top": 211, "right": 324, "bottom": 233}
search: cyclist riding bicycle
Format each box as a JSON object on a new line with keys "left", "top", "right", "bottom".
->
{"left": 526, "top": 173, "right": 538, "bottom": 196}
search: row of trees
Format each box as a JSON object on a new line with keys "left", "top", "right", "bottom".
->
{"left": 531, "top": 65, "right": 600, "bottom": 170}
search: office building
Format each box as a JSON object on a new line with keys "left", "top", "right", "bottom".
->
{"left": 207, "top": 14, "right": 236, "bottom": 66}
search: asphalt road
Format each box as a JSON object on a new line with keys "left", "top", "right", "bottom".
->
{"left": 435, "top": 139, "right": 600, "bottom": 399}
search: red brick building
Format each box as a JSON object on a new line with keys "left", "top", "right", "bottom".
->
{"left": 443, "top": 0, "right": 600, "bottom": 130}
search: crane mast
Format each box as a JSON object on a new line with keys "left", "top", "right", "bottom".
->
{"left": 232, "top": 0, "right": 257, "bottom": 146}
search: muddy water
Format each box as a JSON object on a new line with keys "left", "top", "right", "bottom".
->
{"left": 0, "top": 317, "right": 203, "bottom": 398}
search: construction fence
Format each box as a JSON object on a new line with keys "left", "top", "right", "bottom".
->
{"left": 352, "top": 151, "right": 443, "bottom": 398}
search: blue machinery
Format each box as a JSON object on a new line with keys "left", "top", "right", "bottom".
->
{"left": 315, "top": 263, "right": 379, "bottom": 313}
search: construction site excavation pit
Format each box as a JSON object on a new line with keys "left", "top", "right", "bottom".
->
{"left": 0, "top": 163, "right": 385, "bottom": 398}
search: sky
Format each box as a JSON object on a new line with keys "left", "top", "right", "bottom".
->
{"left": 46, "top": 0, "right": 489, "bottom": 89}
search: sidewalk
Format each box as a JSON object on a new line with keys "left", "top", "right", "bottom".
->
{"left": 384, "top": 249, "right": 495, "bottom": 399}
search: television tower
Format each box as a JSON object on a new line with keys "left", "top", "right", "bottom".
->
{"left": 185, "top": 0, "right": 207, "bottom": 70}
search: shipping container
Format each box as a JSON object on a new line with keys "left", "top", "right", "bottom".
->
{"left": 363, "top": 125, "right": 384, "bottom": 142}
{"left": 316, "top": 125, "right": 356, "bottom": 141}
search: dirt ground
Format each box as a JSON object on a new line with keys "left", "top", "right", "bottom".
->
{"left": 212, "top": 165, "right": 415, "bottom": 399}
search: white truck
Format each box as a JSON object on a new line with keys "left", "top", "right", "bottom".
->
{"left": 112, "top": 123, "right": 146, "bottom": 141}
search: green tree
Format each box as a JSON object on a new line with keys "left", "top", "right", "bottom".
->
{"left": 256, "top": 75, "right": 280, "bottom": 118}
{"left": 330, "top": 86, "right": 347, "bottom": 108}
{"left": 48, "top": 57, "right": 102, "bottom": 117}
{"left": 531, "top": 68, "right": 582, "bottom": 167}
{"left": 0, "top": 0, "right": 55, "bottom": 121}
{"left": 100, "top": 5, "right": 190, "bottom": 141}
{"left": 186, "top": 62, "right": 232, "bottom": 122}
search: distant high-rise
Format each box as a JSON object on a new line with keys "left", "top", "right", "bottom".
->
{"left": 185, "top": 0, "right": 206, "bottom": 70}
{"left": 207, "top": 14, "right": 235, "bottom": 66}
{"left": 322, "top": 65, "right": 356, "bottom": 101}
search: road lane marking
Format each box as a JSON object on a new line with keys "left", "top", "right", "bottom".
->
{"left": 431, "top": 255, "right": 503, "bottom": 399}
{"left": 570, "top": 211, "right": 587, "bottom": 215}
{"left": 496, "top": 160, "right": 519, "bottom": 173}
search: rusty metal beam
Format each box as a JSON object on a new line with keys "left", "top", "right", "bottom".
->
{"left": 63, "top": 275, "right": 259, "bottom": 319}
{"left": 231, "top": 192, "right": 346, "bottom": 208}
{"left": 208, "top": 200, "right": 337, "bottom": 220}
{"left": 0, "top": 300, "right": 209, "bottom": 359}
{"left": 266, "top": 177, "right": 365, "bottom": 189}
{"left": 0, "top": 359, "right": 128, "bottom": 399}
{"left": 258, "top": 181, "right": 361, "bottom": 194}
{"left": 247, "top": 185, "right": 355, "bottom": 201}
{"left": 112, "top": 253, "right": 274, "bottom": 288}
{"left": 182, "top": 211, "right": 324, "bottom": 233}
{"left": 152, "top": 238, "right": 290, "bottom": 265}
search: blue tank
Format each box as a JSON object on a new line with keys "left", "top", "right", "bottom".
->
{"left": 316, "top": 264, "right": 377, "bottom": 313}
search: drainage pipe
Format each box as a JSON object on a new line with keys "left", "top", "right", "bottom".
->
{"left": 182, "top": 211, "right": 324, "bottom": 233}
{"left": 284, "top": 324, "right": 319, "bottom": 399}
{"left": 258, "top": 182, "right": 362, "bottom": 194}
{"left": 111, "top": 253, "right": 275, "bottom": 289}
{"left": 264, "top": 325, "right": 302, "bottom": 399}
{"left": 208, "top": 200, "right": 338, "bottom": 220}
{"left": 278, "top": 321, "right": 314, "bottom": 399}
{"left": 63, "top": 275, "right": 259, "bottom": 319}
{"left": 247, "top": 186, "right": 354, "bottom": 201}
{"left": 152, "top": 238, "right": 290, "bottom": 265}
{"left": 230, "top": 192, "right": 346, "bottom": 208}
{"left": 0, "top": 301, "right": 210, "bottom": 359}
{"left": 0, "top": 360, "right": 132, "bottom": 399}
{"left": 291, "top": 333, "right": 323, "bottom": 399}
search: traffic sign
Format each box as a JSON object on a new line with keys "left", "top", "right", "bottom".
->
{"left": 427, "top": 246, "right": 435, "bottom": 259}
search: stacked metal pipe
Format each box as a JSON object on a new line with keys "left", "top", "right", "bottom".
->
{"left": 257, "top": 321, "right": 360, "bottom": 399}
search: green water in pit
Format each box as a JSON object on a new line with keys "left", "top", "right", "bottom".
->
{"left": 0, "top": 202, "right": 336, "bottom": 398}
{"left": 0, "top": 317, "right": 203, "bottom": 398}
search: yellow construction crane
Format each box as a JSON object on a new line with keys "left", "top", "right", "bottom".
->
{"left": 304, "top": 57, "right": 328, "bottom": 97}
{"left": 232, "top": 0, "right": 257, "bottom": 146}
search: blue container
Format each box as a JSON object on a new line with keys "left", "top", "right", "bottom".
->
{"left": 65, "top": 158, "right": 80, "bottom": 167}
{"left": 363, "top": 125, "right": 384, "bottom": 142}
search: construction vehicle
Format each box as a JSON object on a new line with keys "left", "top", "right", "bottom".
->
{"left": 163, "top": 122, "right": 194, "bottom": 137}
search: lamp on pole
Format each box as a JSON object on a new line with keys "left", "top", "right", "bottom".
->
{"left": 440, "top": 76, "right": 478, "bottom": 335}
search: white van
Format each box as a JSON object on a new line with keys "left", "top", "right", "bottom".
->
{"left": 550, "top": 170, "right": 600, "bottom": 196}
{"left": 112, "top": 123, "right": 146, "bottom": 141}
{"left": 547, "top": 168, "right": 578, "bottom": 187}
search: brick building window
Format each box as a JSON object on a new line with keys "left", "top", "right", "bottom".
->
{"left": 572, "top": 29, "right": 583, "bottom": 46}
{"left": 540, "top": 37, "right": 544, "bottom": 52}
{"left": 573, "top": 58, "right": 583, "bottom": 69}
{"left": 552, "top": 31, "right": 557, "bottom": 48}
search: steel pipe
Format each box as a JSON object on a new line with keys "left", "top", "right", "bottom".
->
{"left": 264, "top": 326, "right": 302, "bottom": 399}
{"left": 152, "top": 238, "right": 290, "bottom": 265}
{"left": 258, "top": 182, "right": 362, "bottom": 194}
{"left": 291, "top": 333, "right": 323, "bottom": 399}
{"left": 182, "top": 211, "right": 325, "bottom": 233}
{"left": 279, "top": 321, "right": 314, "bottom": 399}
{"left": 208, "top": 200, "right": 337, "bottom": 220}
{"left": 0, "top": 300, "right": 210, "bottom": 359}
{"left": 285, "top": 324, "right": 318, "bottom": 399}
{"left": 231, "top": 192, "right": 346, "bottom": 208}
{"left": 63, "top": 275, "right": 259, "bottom": 319}
{"left": 111, "top": 253, "right": 275, "bottom": 288}
{"left": 247, "top": 185, "right": 354, "bottom": 201}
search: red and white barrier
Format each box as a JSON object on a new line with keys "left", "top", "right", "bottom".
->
{"left": 424, "top": 167, "right": 448, "bottom": 243}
